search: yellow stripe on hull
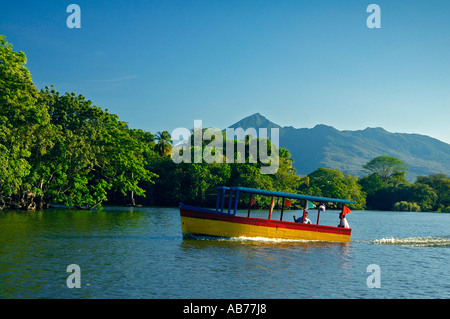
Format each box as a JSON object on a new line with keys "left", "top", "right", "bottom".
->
{"left": 181, "top": 216, "right": 351, "bottom": 243}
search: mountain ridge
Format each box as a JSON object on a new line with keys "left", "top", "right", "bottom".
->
{"left": 227, "top": 113, "right": 450, "bottom": 181}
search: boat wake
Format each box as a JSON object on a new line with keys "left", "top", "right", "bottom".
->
{"left": 373, "top": 236, "right": 450, "bottom": 247}
{"left": 185, "top": 234, "right": 328, "bottom": 243}
{"left": 194, "top": 235, "right": 343, "bottom": 244}
{"left": 233, "top": 236, "right": 315, "bottom": 243}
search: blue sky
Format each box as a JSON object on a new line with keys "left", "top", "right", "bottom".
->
{"left": 1, "top": 0, "right": 449, "bottom": 144}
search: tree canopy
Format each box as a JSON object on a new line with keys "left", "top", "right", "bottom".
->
{"left": 362, "top": 155, "right": 407, "bottom": 183}
{"left": 299, "top": 168, "right": 366, "bottom": 210}
{"left": 0, "top": 36, "right": 157, "bottom": 210}
{"left": 360, "top": 157, "right": 448, "bottom": 212}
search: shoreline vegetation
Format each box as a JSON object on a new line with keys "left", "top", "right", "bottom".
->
{"left": 1, "top": 36, "right": 449, "bottom": 213}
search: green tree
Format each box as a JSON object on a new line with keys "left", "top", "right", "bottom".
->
{"left": 358, "top": 173, "right": 386, "bottom": 195}
{"left": 155, "top": 131, "right": 173, "bottom": 157}
{"left": 302, "top": 168, "right": 366, "bottom": 209}
{"left": 0, "top": 35, "right": 51, "bottom": 209}
{"left": 230, "top": 163, "right": 274, "bottom": 208}
{"left": 369, "top": 183, "right": 437, "bottom": 211}
{"left": 393, "top": 201, "right": 421, "bottom": 212}
{"left": 271, "top": 148, "right": 302, "bottom": 207}
{"left": 272, "top": 149, "right": 299, "bottom": 189}
{"left": 38, "top": 87, "right": 157, "bottom": 209}
{"left": 360, "top": 156, "right": 410, "bottom": 210}
{"left": 416, "top": 174, "right": 450, "bottom": 211}
{"left": 407, "top": 183, "right": 437, "bottom": 211}
{"left": 362, "top": 155, "right": 407, "bottom": 184}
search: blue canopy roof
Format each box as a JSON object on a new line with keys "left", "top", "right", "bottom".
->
{"left": 217, "top": 186, "right": 355, "bottom": 204}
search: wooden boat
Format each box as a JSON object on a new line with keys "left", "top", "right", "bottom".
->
{"left": 180, "top": 186, "right": 355, "bottom": 243}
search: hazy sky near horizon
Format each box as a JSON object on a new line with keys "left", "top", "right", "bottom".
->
{"left": 1, "top": 0, "right": 449, "bottom": 144}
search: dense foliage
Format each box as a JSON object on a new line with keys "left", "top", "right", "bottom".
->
{"left": 359, "top": 156, "right": 449, "bottom": 212}
{"left": 1, "top": 36, "right": 448, "bottom": 212}
{"left": 0, "top": 36, "right": 156, "bottom": 210}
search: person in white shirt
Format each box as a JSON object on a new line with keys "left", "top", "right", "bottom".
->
{"left": 338, "top": 213, "right": 350, "bottom": 228}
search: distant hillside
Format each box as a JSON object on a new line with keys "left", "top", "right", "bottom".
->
{"left": 227, "top": 113, "right": 450, "bottom": 181}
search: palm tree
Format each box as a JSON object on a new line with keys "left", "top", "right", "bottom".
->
{"left": 279, "top": 148, "right": 295, "bottom": 173}
{"left": 155, "top": 131, "right": 173, "bottom": 157}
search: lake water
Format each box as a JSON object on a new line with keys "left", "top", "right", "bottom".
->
{"left": 0, "top": 206, "right": 449, "bottom": 299}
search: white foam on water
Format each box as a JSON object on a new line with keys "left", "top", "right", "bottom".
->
{"left": 232, "top": 236, "right": 314, "bottom": 243}
{"left": 373, "top": 236, "right": 450, "bottom": 247}
{"left": 186, "top": 234, "right": 320, "bottom": 243}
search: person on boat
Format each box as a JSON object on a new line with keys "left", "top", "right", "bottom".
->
{"left": 304, "top": 212, "right": 312, "bottom": 224}
{"left": 293, "top": 212, "right": 312, "bottom": 224}
{"left": 319, "top": 203, "right": 326, "bottom": 212}
{"left": 338, "top": 213, "right": 350, "bottom": 228}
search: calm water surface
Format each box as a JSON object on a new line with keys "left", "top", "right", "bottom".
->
{"left": 0, "top": 206, "right": 449, "bottom": 299}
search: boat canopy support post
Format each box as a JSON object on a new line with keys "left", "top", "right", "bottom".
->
{"left": 216, "top": 190, "right": 221, "bottom": 212}
{"left": 268, "top": 195, "right": 274, "bottom": 220}
{"left": 233, "top": 189, "right": 239, "bottom": 216}
{"left": 302, "top": 200, "right": 307, "bottom": 223}
{"left": 228, "top": 189, "right": 233, "bottom": 215}
{"left": 247, "top": 194, "right": 253, "bottom": 218}
{"left": 280, "top": 197, "right": 285, "bottom": 221}
{"left": 221, "top": 187, "right": 226, "bottom": 213}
